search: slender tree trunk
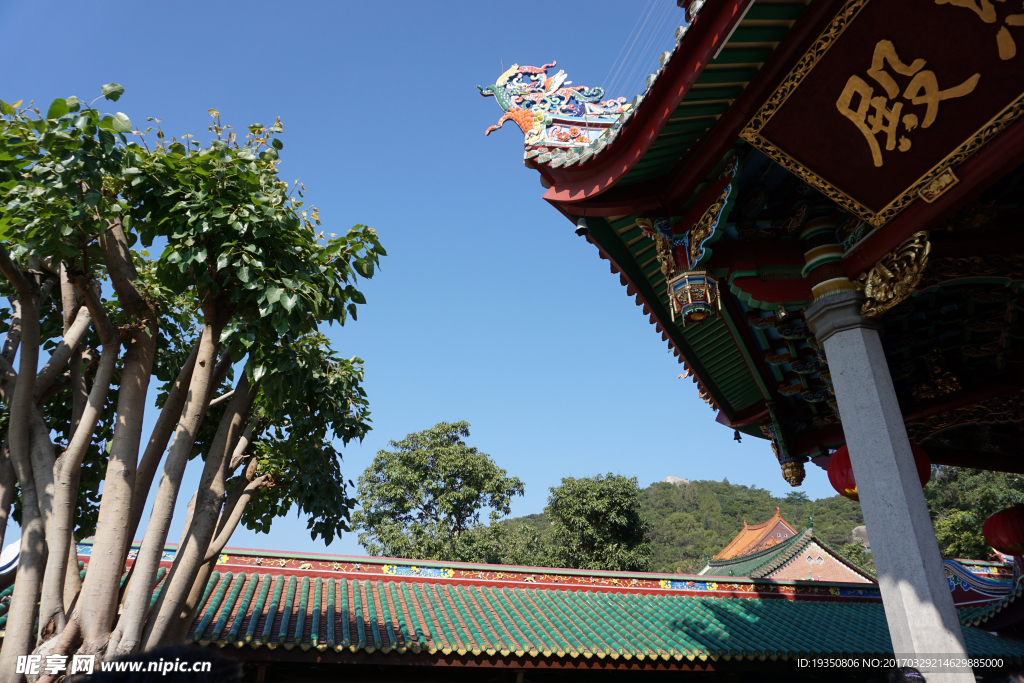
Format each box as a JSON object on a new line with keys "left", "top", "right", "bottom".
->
{"left": 64, "top": 539, "right": 82, "bottom": 614}
{"left": 38, "top": 335, "right": 119, "bottom": 643}
{"left": 0, "top": 439, "right": 13, "bottom": 553}
{"left": 33, "top": 305, "right": 91, "bottom": 398}
{"left": 109, "top": 318, "right": 223, "bottom": 657}
{"left": 0, "top": 278, "right": 42, "bottom": 682}
{"left": 125, "top": 342, "right": 199, "bottom": 546}
{"left": 80, "top": 324, "right": 155, "bottom": 653}
{"left": 143, "top": 374, "right": 254, "bottom": 648}
{"left": 206, "top": 475, "right": 268, "bottom": 563}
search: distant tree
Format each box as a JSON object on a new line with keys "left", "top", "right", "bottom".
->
{"left": 925, "top": 467, "right": 1024, "bottom": 560}
{"left": 454, "top": 522, "right": 546, "bottom": 566}
{"left": 837, "top": 542, "right": 876, "bottom": 576}
{"left": 352, "top": 421, "right": 525, "bottom": 561}
{"left": 546, "top": 474, "right": 652, "bottom": 572}
{"left": 785, "top": 491, "right": 810, "bottom": 504}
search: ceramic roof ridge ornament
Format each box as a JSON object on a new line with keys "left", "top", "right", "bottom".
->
{"left": 478, "top": 61, "right": 630, "bottom": 151}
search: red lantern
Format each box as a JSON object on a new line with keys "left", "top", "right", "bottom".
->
{"left": 983, "top": 505, "right": 1024, "bottom": 556}
{"left": 827, "top": 442, "right": 931, "bottom": 501}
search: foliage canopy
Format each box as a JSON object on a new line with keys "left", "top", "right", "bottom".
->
{"left": 0, "top": 84, "right": 384, "bottom": 670}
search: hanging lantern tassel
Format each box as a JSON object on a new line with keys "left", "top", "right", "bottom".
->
{"left": 984, "top": 505, "right": 1024, "bottom": 556}
{"left": 827, "top": 442, "right": 931, "bottom": 501}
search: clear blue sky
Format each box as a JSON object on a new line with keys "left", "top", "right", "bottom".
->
{"left": 1, "top": 0, "right": 841, "bottom": 557}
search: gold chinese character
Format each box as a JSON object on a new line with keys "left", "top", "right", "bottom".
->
{"left": 837, "top": 40, "right": 980, "bottom": 167}
{"left": 936, "top": 0, "right": 1024, "bottom": 59}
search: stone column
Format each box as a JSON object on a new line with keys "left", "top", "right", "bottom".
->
{"left": 806, "top": 290, "right": 972, "bottom": 683}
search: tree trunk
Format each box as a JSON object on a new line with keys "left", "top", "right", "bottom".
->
{"left": 0, "top": 269, "right": 43, "bottom": 681}
{"left": 33, "top": 305, "right": 91, "bottom": 398}
{"left": 80, "top": 323, "right": 155, "bottom": 652}
{"left": 125, "top": 342, "right": 199, "bottom": 547}
{"left": 143, "top": 374, "right": 254, "bottom": 648}
{"left": 206, "top": 475, "right": 269, "bottom": 563}
{"left": 108, "top": 318, "right": 223, "bottom": 657}
{"left": 64, "top": 539, "right": 82, "bottom": 614}
{"left": 0, "top": 438, "right": 13, "bottom": 554}
{"left": 38, "top": 335, "right": 119, "bottom": 642}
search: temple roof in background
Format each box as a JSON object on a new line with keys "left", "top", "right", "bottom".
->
{"left": 3, "top": 542, "right": 1023, "bottom": 666}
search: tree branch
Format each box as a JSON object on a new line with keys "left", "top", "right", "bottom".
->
{"left": 0, "top": 245, "right": 34, "bottom": 295}
{"left": 208, "top": 389, "right": 234, "bottom": 408}
{"left": 204, "top": 475, "right": 269, "bottom": 562}
{"left": 1, "top": 298, "right": 22, "bottom": 363}
{"left": 143, "top": 371, "right": 255, "bottom": 648}
{"left": 34, "top": 305, "right": 92, "bottom": 399}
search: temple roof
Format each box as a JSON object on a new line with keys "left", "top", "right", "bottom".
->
{"left": 703, "top": 525, "right": 875, "bottom": 582}
{"left": 481, "top": 0, "right": 1024, "bottom": 482}
{"left": 3, "top": 541, "right": 1022, "bottom": 664}
{"left": 712, "top": 507, "right": 796, "bottom": 560}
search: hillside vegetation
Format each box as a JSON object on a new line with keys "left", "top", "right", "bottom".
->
{"left": 505, "top": 479, "right": 866, "bottom": 574}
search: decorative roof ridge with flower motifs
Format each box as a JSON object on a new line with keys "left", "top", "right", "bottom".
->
{"left": 478, "top": 6, "right": 704, "bottom": 171}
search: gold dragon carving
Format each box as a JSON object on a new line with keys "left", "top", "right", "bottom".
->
{"left": 857, "top": 231, "right": 931, "bottom": 318}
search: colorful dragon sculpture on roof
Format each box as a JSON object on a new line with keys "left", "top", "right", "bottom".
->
{"left": 478, "top": 61, "right": 630, "bottom": 148}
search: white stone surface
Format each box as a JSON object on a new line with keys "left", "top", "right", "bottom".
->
{"left": 662, "top": 476, "right": 690, "bottom": 486}
{"left": 808, "top": 292, "right": 972, "bottom": 683}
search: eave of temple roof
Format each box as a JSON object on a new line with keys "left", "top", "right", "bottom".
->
{"left": 529, "top": 1, "right": 812, "bottom": 181}
{"left": 713, "top": 507, "right": 794, "bottom": 560}
{"left": 1, "top": 546, "right": 1021, "bottom": 660}
{"left": 581, "top": 214, "right": 770, "bottom": 419}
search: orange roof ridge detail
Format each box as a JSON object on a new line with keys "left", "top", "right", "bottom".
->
{"left": 713, "top": 508, "right": 798, "bottom": 560}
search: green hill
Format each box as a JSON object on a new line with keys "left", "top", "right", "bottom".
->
{"left": 506, "top": 479, "right": 866, "bottom": 574}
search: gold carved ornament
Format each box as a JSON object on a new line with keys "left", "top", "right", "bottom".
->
{"left": 637, "top": 218, "right": 677, "bottom": 278}
{"left": 917, "top": 253, "right": 1024, "bottom": 289}
{"left": 738, "top": 0, "right": 1024, "bottom": 228}
{"left": 688, "top": 187, "right": 730, "bottom": 268}
{"left": 910, "top": 352, "right": 962, "bottom": 401}
{"left": 857, "top": 231, "right": 931, "bottom": 318}
{"left": 905, "top": 391, "right": 1024, "bottom": 442}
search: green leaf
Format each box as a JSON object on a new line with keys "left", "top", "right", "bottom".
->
{"left": 112, "top": 112, "right": 132, "bottom": 133}
{"left": 65, "top": 95, "right": 80, "bottom": 112}
{"left": 281, "top": 291, "right": 299, "bottom": 312}
{"left": 46, "top": 98, "right": 69, "bottom": 120}
{"left": 271, "top": 138, "right": 283, "bottom": 150}
{"left": 101, "top": 83, "right": 125, "bottom": 102}
{"left": 0, "top": 100, "right": 14, "bottom": 116}
{"left": 265, "top": 286, "right": 284, "bottom": 304}
{"left": 259, "top": 148, "right": 279, "bottom": 162}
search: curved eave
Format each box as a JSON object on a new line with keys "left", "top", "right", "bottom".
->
{"left": 540, "top": 0, "right": 842, "bottom": 216}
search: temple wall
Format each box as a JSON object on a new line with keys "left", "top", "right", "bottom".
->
{"left": 770, "top": 541, "right": 871, "bottom": 584}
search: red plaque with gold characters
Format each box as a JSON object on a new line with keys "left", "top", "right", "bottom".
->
{"left": 741, "top": 0, "right": 1024, "bottom": 227}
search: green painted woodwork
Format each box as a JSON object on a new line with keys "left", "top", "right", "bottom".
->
{"left": 618, "top": 2, "right": 811, "bottom": 187}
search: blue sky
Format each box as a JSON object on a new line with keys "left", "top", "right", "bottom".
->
{"left": 0, "top": 0, "right": 841, "bottom": 557}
